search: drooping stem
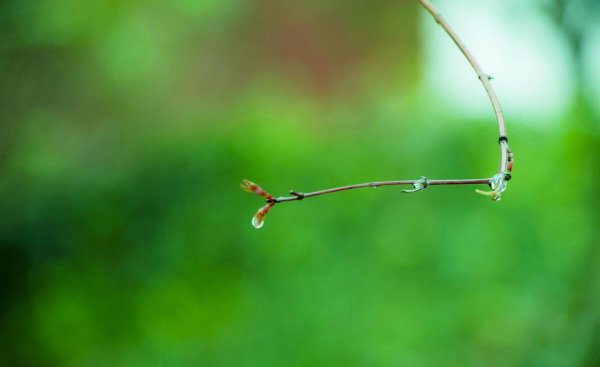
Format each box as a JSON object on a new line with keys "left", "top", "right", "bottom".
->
{"left": 417, "top": 0, "right": 512, "bottom": 175}
{"left": 242, "top": 0, "right": 514, "bottom": 223}
{"left": 271, "top": 0, "right": 513, "bottom": 203}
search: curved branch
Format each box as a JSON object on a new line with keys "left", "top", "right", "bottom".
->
{"left": 417, "top": 0, "right": 513, "bottom": 175}
{"left": 241, "top": 0, "right": 514, "bottom": 228}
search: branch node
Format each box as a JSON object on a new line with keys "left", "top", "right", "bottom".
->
{"left": 402, "top": 176, "right": 429, "bottom": 193}
{"left": 289, "top": 190, "right": 305, "bottom": 200}
{"left": 475, "top": 173, "right": 507, "bottom": 201}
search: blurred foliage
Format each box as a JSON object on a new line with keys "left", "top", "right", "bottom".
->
{"left": 1, "top": 1, "right": 600, "bottom": 367}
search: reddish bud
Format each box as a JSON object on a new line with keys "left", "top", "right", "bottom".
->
{"left": 252, "top": 202, "right": 275, "bottom": 229}
{"left": 240, "top": 179, "right": 273, "bottom": 200}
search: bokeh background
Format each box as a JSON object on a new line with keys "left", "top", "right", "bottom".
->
{"left": 1, "top": 0, "right": 600, "bottom": 366}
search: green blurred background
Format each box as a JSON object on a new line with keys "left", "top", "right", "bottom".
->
{"left": 1, "top": 0, "right": 600, "bottom": 366}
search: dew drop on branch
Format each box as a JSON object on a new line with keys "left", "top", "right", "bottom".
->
{"left": 252, "top": 216, "right": 264, "bottom": 229}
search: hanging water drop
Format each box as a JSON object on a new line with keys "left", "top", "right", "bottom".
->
{"left": 402, "top": 176, "right": 429, "bottom": 193}
{"left": 252, "top": 215, "right": 264, "bottom": 229}
{"left": 250, "top": 202, "right": 274, "bottom": 229}
{"left": 490, "top": 173, "right": 507, "bottom": 193}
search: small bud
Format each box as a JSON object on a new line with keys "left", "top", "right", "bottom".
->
{"left": 475, "top": 188, "right": 501, "bottom": 201}
{"left": 240, "top": 179, "right": 273, "bottom": 200}
{"left": 252, "top": 202, "right": 275, "bottom": 229}
{"left": 402, "top": 176, "right": 429, "bottom": 193}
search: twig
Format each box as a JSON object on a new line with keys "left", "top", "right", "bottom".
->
{"left": 270, "top": 178, "right": 492, "bottom": 204}
{"left": 417, "top": 0, "right": 512, "bottom": 176}
{"left": 242, "top": 0, "right": 514, "bottom": 228}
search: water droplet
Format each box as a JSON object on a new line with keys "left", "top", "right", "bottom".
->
{"left": 250, "top": 203, "right": 274, "bottom": 229}
{"left": 490, "top": 173, "right": 507, "bottom": 193}
{"left": 402, "top": 176, "right": 428, "bottom": 193}
{"left": 251, "top": 216, "right": 264, "bottom": 229}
